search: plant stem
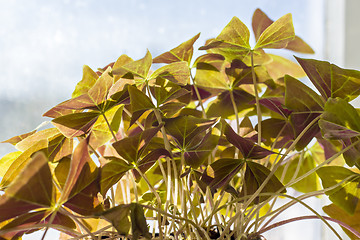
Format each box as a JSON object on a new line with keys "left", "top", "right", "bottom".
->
{"left": 250, "top": 50, "right": 262, "bottom": 145}
{"left": 190, "top": 70, "right": 207, "bottom": 118}
{"left": 141, "top": 204, "right": 212, "bottom": 240}
{"left": 101, "top": 111, "right": 118, "bottom": 142}
{"left": 257, "top": 215, "right": 360, "bottom": 239}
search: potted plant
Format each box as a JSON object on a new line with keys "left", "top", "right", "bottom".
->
{"left": 1, "top": 8, "right": 360, "bottom": 240}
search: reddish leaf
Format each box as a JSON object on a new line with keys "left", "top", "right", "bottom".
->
{"left": 0, "top": 152, "right": 53, "bottom": 222}
{"left": 239, "top": 161, "right": 285, "bottom": 204}
{"left": 1, "top": 130, "right": 36, "bottom": 146}
{"left": 296, "top": 57, "right": 360, "bottom": 102}
{"left": 203, "top": 158, "right": 245, "bottom": 189}
{"left": 224, "top": 123, "right": 275, "bottom": 159}
{"left": 60, "top": 138, "right": 98, "bottom": 202}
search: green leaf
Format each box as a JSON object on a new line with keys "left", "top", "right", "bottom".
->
{"left": 264, "top": 54, "right": 306, "bottom": 80}
{"left": 206, "top": 89, "right": 254, "bottom": 118}
{"left": 296, "top": 57, "right": 360, "bottom": 101}
{"left": 323, "top": 203, "right": 360, "bottom": 240}
{"left": 317, "top": 166, "right": 360, "bottom": 215}
{"left": 0, "top": 151, "right": 21, "bottom": 178}
{"left": 240, "top": 161, "right": 286, "bottom": 204}
{"left": 88, "top": 104, "right": 124, "bottom": 150}
{"left": 52, "top": 111, "right": 100, "bottom": 138}
{"left": 98, "top": 204, "right": 131, "bottom": 236}
{"left": 112, "top": 126, "right": 161, "bottom": 163}
{"left": 113, "top": 54, "right": 134, "bottom": 82}
{"left": 128, "top": 85, "right": 155, "bottom": 126}
{"left": 285, "top": 75, "right": 323, "bottom": 150}
{"left": 47, "top": 134, "right": 73, "bottom": 162}
{"left": 252, "top": 8, "right": 313, "bottom": 53}
{"left": 198, "top": 17, "right": 256, "bottom": 64}
{"left": 319, "top": 98, "right": 360, "bottom": 140}
{"left": 130, "top": 203, "right": 151, "bottom": 240}
{"left": 149, "top": 77, "right": 190, "bottom": 107}
{"left": 112, "top": 50, "right": 152, "bottom": 79}
{"left": 1, "top": 139, "right": 48, "bottom": 188}
{"left": 275, "top": 153, "right": 320, "bottom": 193}
{"left": 163, "top": 115, "right": 216, "bottom": 149}
{"left": 100, "top": 157, "right": 133, "bottom": 196}
{"left": 254, "top": 13, "right": 295, "bottom": 49}
{"left": 184, "top": 132, "right": 219, "bottom": 168}
{"left": 214, "top": 16, "right": 251, "bottom": 49}
{"left": 193, "top": 53, "right": 228, "bottom": 90}
{"left": 153, "top": 33, "right": 200, "bottom": 64}
{"left": 285, "top": 73, "right": 324, "bottom": 112}
{"left": 150, "top": 61, "right": 190, "bottom": 86}
{"left": 72, "top": 65, "right": 99, "bottom": 98}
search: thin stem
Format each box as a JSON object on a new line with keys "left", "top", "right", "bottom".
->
{"left": 190, "top": 70, "right": 207, "bottom": 118}
{"left": 250, "top": 50, "right": 262, "bottom": 145}
{"left": 101, "top": 111, "right": 118, "bottom": 142}
{"left": 257, "top": 215, "right": 360, "bottom": 239}
{"left": 142, "top": 204, "right": 212, "bottom": 240}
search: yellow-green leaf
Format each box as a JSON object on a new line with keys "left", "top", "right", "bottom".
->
{"left": 255, "top": 13, "right": 295, "bottom": 50}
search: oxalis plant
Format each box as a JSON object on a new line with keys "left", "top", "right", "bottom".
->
{"left": 1, "top": 8, "right": 360, "bottom": 240}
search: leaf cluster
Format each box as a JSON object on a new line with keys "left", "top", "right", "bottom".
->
{"left": 1, "top": 8, "right": 360, "bottom": 240}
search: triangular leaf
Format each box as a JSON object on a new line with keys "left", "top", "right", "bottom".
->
{"left": 100, "top": 157, "right": 133, "bottom": 196}
{"left": 129, "top": 203, "right": 151, "bottom": 240}
{"left": 1, "top": 130, "right": 36, "bottom": 146}
{"left": 112, "top": 126, "right": 161, "bottom": 163}
{"left": 224, "top": 123, "right": 275, "bottom": 159}
{"left": 52, "top": 111, "right": 100, "bottom": 138}
{"left": 97, "top": 204, "right": 131, "bottom": 236}
{"left": 72, "top": 65, "right": 99, "bottom": 98}
{"left": 206, "top": 89, "right": 254, "bottom": 118}
{"left": 275, "top": 153, "right": 320, "bottom": 193}
{"left": 254, "top": 13, "right": 295, "bottom": 49}
{"left": 323, "top": 203, "right": 360, "bottom": 240}
{"left": 112, "top": 50, "right": 152, "bottom": 79}
{"left": 88, "top": 104, "right": 124, "bottom": 150}
{"left": 240, "top": 161, "right": 286, "bottom": 204}
{"left": 60, "top": 138, "right": 98, "bottom": 202}
{"left": 150, "top": 61, "right": 190, "bottom": 86}
{"left": 319, "top": 98, "right": 360, "bottom": 140}
{"left": 252, "top": 8, "right": 313, "bottom": 53}
{"left": 163, "top": 115, "right": 216, "bottom": 149}
{"left": 296, "top": 57, "right": 360, "bottom": 102}
{"left": 128, "top": 85, "right": 155, "bottom": 126}
{"left": 264, "top": 54, "right": 306, "bottom": 80}
{"left": 153, "top": 33, "right": 200, "bottom": 64}
{"left": 317, "top": 166, "right": 360, "bottom": 215}
{"left": 0, "top": 152, "right": 53, "bottom": 222}
{"left": 204, "top": 158, "right": 245, "bottom": 190}
{"left": 1, "top": 140, "right": 48, "bottom": 188}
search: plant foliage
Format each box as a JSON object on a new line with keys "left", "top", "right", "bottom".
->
{"left": 1, "top": 8, "right": 360, "bottom": 240}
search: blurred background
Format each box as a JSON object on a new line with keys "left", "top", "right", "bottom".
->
{"left": 0, "top": 0, "right": 358, "bottom": 239}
